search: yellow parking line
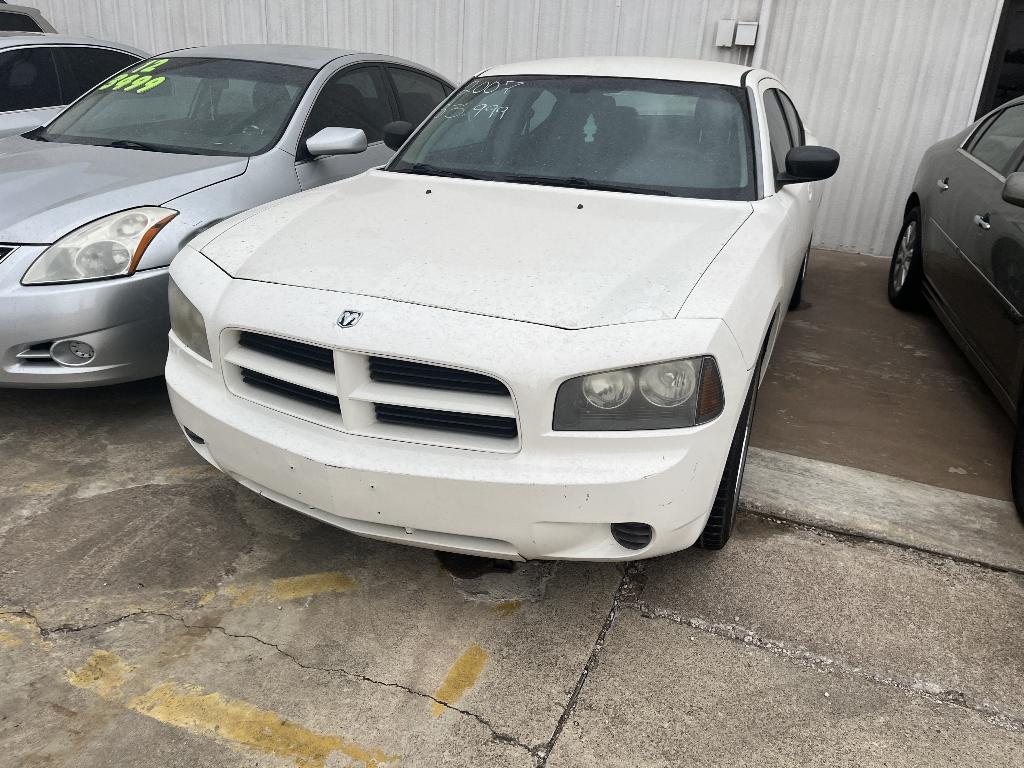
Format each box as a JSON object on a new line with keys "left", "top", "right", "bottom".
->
{"left": 131, "top": 682, "right": 398, "bottom": 768}
{"left": 66, "top": 649, "right": 136, "bottom": 697}
{"left": 431, "top": 643, "right": 488, "bottom": 716}
{"left": 0, "top": 630, "right": 22, "bottom": 647}
{"left": 0, "top": 611, "right": 51, "bottom": 650}
{"left": 492, "top": 600, "right": 522, "bottom": 617}
{"left": 66, "top": 650, "right": 397, "bottom": 767}
{"left": 268, "top": 572, "right": 359, "bottom": 602}
{"left": 203, "top": 572, "right": 360, "bottom": 607}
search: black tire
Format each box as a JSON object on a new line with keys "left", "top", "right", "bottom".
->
{"left": 696, "top": 361, "right": 760, "bottom": 550}
{"left": 889, "top": 206, "right": 925, "bottom": 310}
{"left": 1012, "top": 421, "right": 1024, "bottom": 526}
{"left": 789, "top": 245, "right": 809, "bottom": 311}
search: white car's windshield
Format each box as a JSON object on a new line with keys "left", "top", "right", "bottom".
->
{"left": 35, "top": 57, "right": 316, "bottom": 157}
{"left": 389, "top": 76, "right": 757, "bottom": 200}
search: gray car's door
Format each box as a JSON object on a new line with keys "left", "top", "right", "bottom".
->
{"left": 928, "top": 107, "right": 1024, "bottom": 350}
{"left": 958, "top": 152, "right": 1024, "bottom": 399}
{"left": 294, "top": 63, "right": 396, "bottom": 191}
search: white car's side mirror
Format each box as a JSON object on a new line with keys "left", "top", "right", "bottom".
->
{"left": 306, "top": 127, "right": 367, "bottom": 157}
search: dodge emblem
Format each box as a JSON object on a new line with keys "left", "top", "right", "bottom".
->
{"left": 337, "top": 310, "right": 362, "bottom": 328}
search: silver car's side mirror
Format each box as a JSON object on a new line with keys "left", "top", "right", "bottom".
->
{"left": 1002, "top": 172, "right": 1024, "bottom": 208}
{"left": 306, "top": 127, "right": 367, "bottom": 157}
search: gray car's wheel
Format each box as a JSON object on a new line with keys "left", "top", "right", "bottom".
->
{"left": 889, "top": 206, "right": 925, "bottom": 310}
{"left": 1012, "top": 419, "right": 1024, "bottom": 526}
{"left": 696, "top": 361, "right": 760, "bottom": 550}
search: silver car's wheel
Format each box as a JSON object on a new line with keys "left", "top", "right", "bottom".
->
{"left": 888, "top": 206, "right": 924, "bottom": 310}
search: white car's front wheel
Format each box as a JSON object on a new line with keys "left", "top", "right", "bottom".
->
{"left": 696, "top": 363, "right": 760, "bottom": 550}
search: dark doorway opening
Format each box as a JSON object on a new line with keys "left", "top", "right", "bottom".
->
{"left": 978, "top": 0, "right": 1024, "bottom": 117}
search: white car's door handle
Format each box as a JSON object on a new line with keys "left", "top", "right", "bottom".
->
{"left": 937, "top": 177, "right": 949, "bottom": 191}
{"left": 974, "top": 213, "right": 991, "bottom": 230}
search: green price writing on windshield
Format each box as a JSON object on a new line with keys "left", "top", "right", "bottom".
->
{"left": 98, "top": 58, "right": 170, "bottom": 95}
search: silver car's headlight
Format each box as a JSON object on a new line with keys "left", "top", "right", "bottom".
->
{"left": 168, "top": 278, "right": 211, "bottom": 362}
{"left": 22, "top": 207, "right": 177, "bottom": 285}
{"left": 553, "top": 356, "right": 724, "bottom": 431}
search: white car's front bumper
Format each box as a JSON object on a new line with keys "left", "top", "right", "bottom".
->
{"left": 166, "top": 248, "right": 752, "bottom": 561}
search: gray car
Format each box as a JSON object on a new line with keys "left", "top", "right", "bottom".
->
{"left": 0, "top": 32, "right": 145, "bottom": 138}
{"left": 0, "top": 44, "right": 453, "bottom": 387}
{"left": 889, "top": 95, "right": 1024, "bottom": 521}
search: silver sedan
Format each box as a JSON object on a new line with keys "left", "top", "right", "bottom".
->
{"left": 0, "top": 44, "right": 452, "bottom": 387}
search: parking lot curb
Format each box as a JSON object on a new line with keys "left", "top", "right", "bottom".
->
{"left": 740, "top": 447, "right": 1024, "bottom": 574}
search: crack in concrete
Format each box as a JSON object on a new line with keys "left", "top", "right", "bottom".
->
{"left": 634, "top": 601, "right": 1024, "bottom": 733}
{"left": 534, "top": 563, "right": 647, "bottom": 767}
{"left": 741, "top": 509, "right": 1024, "bottom": 577}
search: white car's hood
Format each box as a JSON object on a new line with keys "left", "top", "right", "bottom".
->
{"left": 202, "top": 170, "right": 752, "bottom": 329}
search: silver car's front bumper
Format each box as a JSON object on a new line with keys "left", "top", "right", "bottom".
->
{"left": 0, "top": 245, "right": 169, "bottom": 388}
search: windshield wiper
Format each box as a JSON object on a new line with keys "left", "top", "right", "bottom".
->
{"left": 394, "top": 163, "right": 485, "bottom": 180}
{"left": 101, "top": 139, "right": 198, "bottom": 155}
{"left": 500, "top": 174, "right": 672, "bottom": 196}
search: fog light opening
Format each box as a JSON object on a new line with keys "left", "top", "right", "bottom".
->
{"left": 182, "top": 427, "right": 205, "bottom": 445}
{"left": 611, "top": 522, "right": 653, "bottom": 550}
{"left": 49, "top": 339, "right": 95, "bottom": 367}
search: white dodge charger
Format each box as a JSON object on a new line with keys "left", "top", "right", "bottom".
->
{"left": 165, "top": 57, "right": 838, "bottom": 561}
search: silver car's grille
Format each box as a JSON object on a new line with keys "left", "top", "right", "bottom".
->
{"left": 221, "top": 330, "right": 519, "bottom": 452}
{"left": 0, "top": 245, "right": 16, "bottom": 265}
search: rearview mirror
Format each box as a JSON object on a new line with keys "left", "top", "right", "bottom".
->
{"left": 383, "top": 120, "right": 414, "bottom": 151}
{"left": 305, "top": 127, "right": 367, "bottom": 157}
{"left": 1003, "top": 172, "right": 1024, "bottom": 208}
{"left": 777, "top": 146, "right": 841, "bottom": 185}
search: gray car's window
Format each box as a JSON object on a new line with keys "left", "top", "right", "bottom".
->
{"left": 389, "top": 76, "right": 756, "bottom": 201}
{"left": 303, "top": 65, "right": 394, "bottom": 147}
{"left": 56, "top": 47, "right": 140, "bottom": 102}
{"left": 0, "top": 11, "right": 43, "bottom": 32}
{"left": 0, "top": 47, "right": 61, "bottom": 112}
{"left": 36, "top": 57, "right": 316, "bottom": 156}
{"left": 969, "top": 105, "right": 1024, "bottom": 174}
{"left": 388, "top": 66, "right": 449, "bottom": 125}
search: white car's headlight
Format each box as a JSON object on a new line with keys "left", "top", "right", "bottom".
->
{"left": 168, "top": 277, "right": 211, "bottom": 362}
{"left": 553, "top": 356, "right": 724, "bottom": 431}
{"left": 22, "top": 207, "right": 178, "bottom": 285}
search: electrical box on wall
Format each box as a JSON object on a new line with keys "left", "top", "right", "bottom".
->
{"left": 715, "top": 19, "right": 736, "bottom": 47}
{"left": 735, "top": 21, "right": 759, "bottom": 46}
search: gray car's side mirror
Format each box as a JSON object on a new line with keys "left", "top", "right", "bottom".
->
{"left": 306, "top": 127, "right": 367, "bottom": 157}
{"left": 1003, "top": 172, "right": 1024, "bottom": 207}
{"left": 777, "top": 145, "right": 841, "bottom": 185}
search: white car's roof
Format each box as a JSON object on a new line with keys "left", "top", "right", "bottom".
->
{"left": 482, "top": 56, "right": 755, "bottom": 86}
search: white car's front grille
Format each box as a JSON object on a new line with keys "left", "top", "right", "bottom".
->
{"left": 220, "top": 330, "right": 520, "bottom": 452}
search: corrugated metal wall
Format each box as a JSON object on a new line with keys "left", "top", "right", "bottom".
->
{"left": 28, "top": 0, "right": 1003, "bottom": 256}
{"left": 760, "top": 0, "right": 1002, "bottom": 256}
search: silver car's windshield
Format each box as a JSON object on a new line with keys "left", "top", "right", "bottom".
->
{"left": 35, "top": 57, "right": 316, "bottom": 157}
{"left": 388, "top": 76, "right": 757, "bottom": 200}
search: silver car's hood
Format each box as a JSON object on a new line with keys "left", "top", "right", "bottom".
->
{"left": 0, "top": 136, "right": 247, "bottom": 244}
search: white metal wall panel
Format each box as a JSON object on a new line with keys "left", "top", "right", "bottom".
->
{"left": 760, "top": 0, "right": 1002, "bottom": 256}
{"left": 27, "top": 0, "right": 1002, "bottom": 256}
{"left": 31, "top": 0, "right": 762, "bottom": 78}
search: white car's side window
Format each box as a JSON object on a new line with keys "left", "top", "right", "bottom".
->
{"left": 762, "top": 88, "right": 795, "bottom": 182}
